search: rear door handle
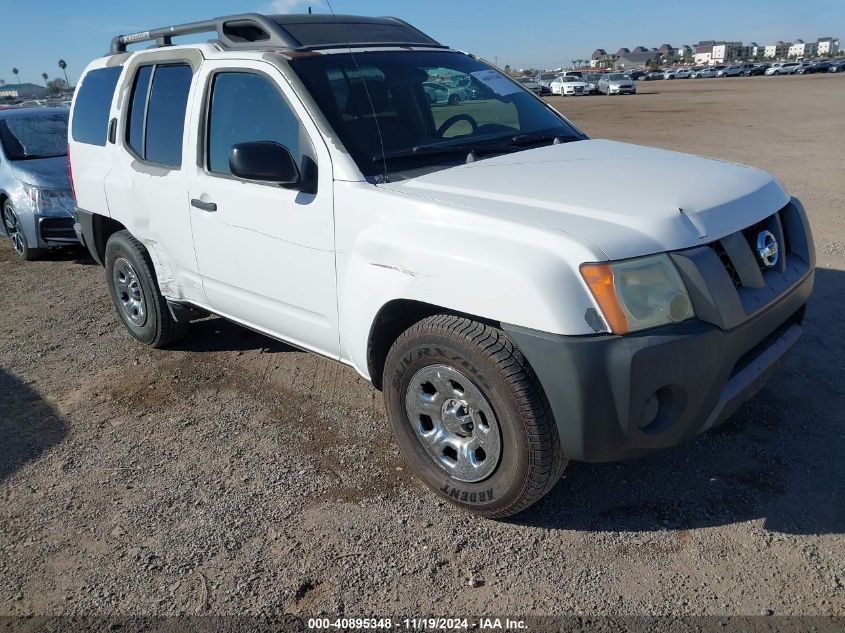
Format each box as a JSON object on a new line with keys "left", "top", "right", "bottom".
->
{"left": 191, "top": 198, "right": 217, "bottom": 212}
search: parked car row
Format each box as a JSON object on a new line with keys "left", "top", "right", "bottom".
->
{"left": 630, "top": 58, "right": 845, "bottom": 80}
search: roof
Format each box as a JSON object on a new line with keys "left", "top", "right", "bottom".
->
{"left": 0, "top": 83, "right": 47, "bottom": 91}
{"left": 617, "top": 51, "right": 661, "bottom": 63}
{"left": 0, "top": 107, "right": 65, "bottom": 120}
{"left": 110, "top": 13, "right": 444, "bottom": 54}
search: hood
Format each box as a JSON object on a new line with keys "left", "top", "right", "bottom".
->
{"left": 10, "top": 156, "right": 71, "bottom": 190}
{"left": 381, "top": 139, "right": 789, "bottom": 261}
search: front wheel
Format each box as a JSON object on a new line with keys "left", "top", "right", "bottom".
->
{"left": 2, "top": 201, "right": 41, "bottom": 261}
{"left": 383, "top": 315, "right": 567, "bottom": 518}
{"left": 447, "top": 94, "right": 461, "bottom": 105}
{"left": 105, "top": 230, "right": 187, "bottom": 348}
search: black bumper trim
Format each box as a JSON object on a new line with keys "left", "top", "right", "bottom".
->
{"left": 503, "top": 271, "right": 813, "bottom": 463}
{"left": 74, "top": 208, "right": 101, "bottom": 264}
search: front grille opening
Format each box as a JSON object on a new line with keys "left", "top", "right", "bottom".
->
{"left": 711, "top": 241, "right": 742, "bottom": 288}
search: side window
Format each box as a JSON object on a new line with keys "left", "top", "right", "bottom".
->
{"left": 206, "top": 72, "right": 302, "bottom": 175}
{"left": 124, "top": 63, "right": 192, "bottom": 167}
{"left": 71, "top": 67, "right": 122, "bottom": 146}
{"left": 126, "top": 65, "right": 152, "bottom": 156}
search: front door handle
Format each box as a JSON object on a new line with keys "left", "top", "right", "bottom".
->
{"left": 191, "top": 198, "right": 217, "bottom": 212}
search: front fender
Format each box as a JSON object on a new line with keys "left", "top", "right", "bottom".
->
{"left": 335, "top": 185, "right": 608, "bottom": 379}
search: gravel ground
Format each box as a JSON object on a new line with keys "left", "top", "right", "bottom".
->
{"left": 1, "top": 74, "right": 843, "bottom": 619}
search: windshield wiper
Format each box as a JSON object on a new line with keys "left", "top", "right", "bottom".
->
{"left": 509, "top": 132, "right": 583, "bottom": 147}
{"left": 374, "top": 143, "right": 521, "bottom": 163}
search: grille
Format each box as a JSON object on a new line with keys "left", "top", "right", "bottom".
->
{"left": 710, "top": 240, "right": 742, "bottom": 288}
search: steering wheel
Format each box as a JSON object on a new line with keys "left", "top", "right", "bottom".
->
{"left": 436, "top": 114, "right": 478, "bottom": 138}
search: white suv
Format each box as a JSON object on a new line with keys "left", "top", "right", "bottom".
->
{"left": 70, "top": 13, "right": 815, "bottom": 518}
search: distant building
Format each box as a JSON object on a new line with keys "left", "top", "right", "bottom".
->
{"left": 764, "top": 41, "right": 789, "bottom": 59}
{"left": 694, "top": 43, "right": 713, "bottom": 65}
{"left": 0, "top": 83, "right": 48, "bottom": 99}
{"left": 788, "top": 39, "right": 818, "bottom": 58}
{"left": 711, "top": 42, "right": 744, "bottom": 63}
{"left": 614, "top": 51, "right": 662, "bottom": 70}
{"left": 817, "top": 37, "right": 840, "bottom": 56}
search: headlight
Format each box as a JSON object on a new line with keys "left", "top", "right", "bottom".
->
{"left": 580, "top": 254, "right": 695, "bottom": 334}
{"left": 24, "top": 185, "right": 75, "bottom": 216}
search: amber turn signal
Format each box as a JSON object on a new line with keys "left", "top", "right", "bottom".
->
{"left": 580, "top": 263, "right": 630, "bottom": 334}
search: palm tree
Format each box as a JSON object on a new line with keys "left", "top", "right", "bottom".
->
{"left": 58, "top": 59, "right": 69, "bottom": 88}
{"left": 41, "top": 72, "right": 48, "bottom": 86}
{"left": 12, "top": 67, "right": 20, "bottom": 84}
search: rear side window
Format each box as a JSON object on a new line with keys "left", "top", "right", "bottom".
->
{"left": 125, "top": 63, "right": 192, "bottom": 167}
{"left": 126, "top": 66, "right": 152, "bottom": 156}
{"left": 206, "top": 72, "right": 302, "bottom": 175}
{"left": 71, "top": 67, "right": 122, "bottom": 146}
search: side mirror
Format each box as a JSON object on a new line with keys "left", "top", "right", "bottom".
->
{"left": 229, "top": 141, "right": 300, "bottom": 186}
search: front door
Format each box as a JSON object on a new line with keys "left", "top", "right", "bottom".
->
{"left": 187, "top": 62, "right": 339, "bottom": 357}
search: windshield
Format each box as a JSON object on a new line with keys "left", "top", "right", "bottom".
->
{"left": 607, "top": 74, "right": 627, "bottom": 80}
{"left": 0, "top": 111, "right": 68, "bottom": 160}
{"left": 289, "top": 50, "right": 584, "bottom": 178}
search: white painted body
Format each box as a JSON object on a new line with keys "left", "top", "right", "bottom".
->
{"left": 70, "top": 44, "right": 791, "bottom": 383}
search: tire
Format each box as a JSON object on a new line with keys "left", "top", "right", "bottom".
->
{"left": 2, "top": 200, "right": 42, "bottom": 261}
{"left": 447, "top": 94, "right": 461, "bottom": 105}
{"left": 104, "top": 230, "right": 188, "bottom": 348}
{"left": 383, "top": 315, "right": 567, "bottom": 518}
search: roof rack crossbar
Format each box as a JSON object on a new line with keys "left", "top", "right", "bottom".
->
{"left": 109, "top": 13, "right": 300, "bottom": 54}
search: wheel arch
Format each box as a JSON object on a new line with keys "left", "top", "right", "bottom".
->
{"left": 366, "top": 298, "right": 500, "bottom": 391}
{"left": 89, "top": 214, "right": 127, "bottom": 265}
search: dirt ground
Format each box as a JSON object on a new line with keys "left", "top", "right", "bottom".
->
{"left": 1, "top": 75, "right": 843, "bottom": 619}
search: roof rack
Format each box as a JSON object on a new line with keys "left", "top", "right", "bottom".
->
{"left": 109, "top": 13, "right": 444, "bottom": 55}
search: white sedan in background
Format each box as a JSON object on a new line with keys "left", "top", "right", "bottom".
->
{"left": 550, "top": 75, "right": 589, "bottom": 96}
{"left": 664, "top": 68, "right": 692, "bottom": 79}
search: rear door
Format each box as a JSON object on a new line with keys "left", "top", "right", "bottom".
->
{"left": 103, "top": 56, "right": 205, "bottom": 304}
{"left": 185, "top": 60, "right": 339, "bottom": 358}
{"left": 69, "top": 64, "right": 124, "bottom": 219}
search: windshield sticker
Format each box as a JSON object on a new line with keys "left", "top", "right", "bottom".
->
{"left": 470, "top": 70, "right": 522, "bottom": 96}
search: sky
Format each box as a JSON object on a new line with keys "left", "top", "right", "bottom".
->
{"left": 1, "top": 0, "right": 843, "bottom": 85}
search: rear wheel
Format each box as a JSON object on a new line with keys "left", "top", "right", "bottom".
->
{"left": 448, "top": 94, "right": 461, "bottom": 105}
{"left": 2, "top": 201, "right": 41, "bottom": 261}
{"left": 383, "top": 315, "right": 567, "bottom": 518}
{"left": 105, "top": 230, "right": 187, "bottom": 348}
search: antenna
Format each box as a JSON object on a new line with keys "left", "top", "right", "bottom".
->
{"left": 308, "top": 6, "right": 312, "bottom": 14}
{"left": 325, "top": 0, "right": 390, "bottom": 183}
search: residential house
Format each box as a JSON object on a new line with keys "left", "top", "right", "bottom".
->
{"left": 694, "top": 42, "right": 714, "bottom": 65}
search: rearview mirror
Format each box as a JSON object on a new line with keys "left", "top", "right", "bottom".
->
{"left": 229, "top": 141, "right": 300, "bottom": 186}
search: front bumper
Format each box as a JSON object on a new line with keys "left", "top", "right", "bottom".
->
{"left": 504, "top": 199, "right": 815, "bottom": 463}
{"left": 38, "top": 215, "right": 78, "bottom": 245}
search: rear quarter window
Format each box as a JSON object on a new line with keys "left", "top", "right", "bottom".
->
{"left": 71, "top": 66, "right": 122, "bottom": 146}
